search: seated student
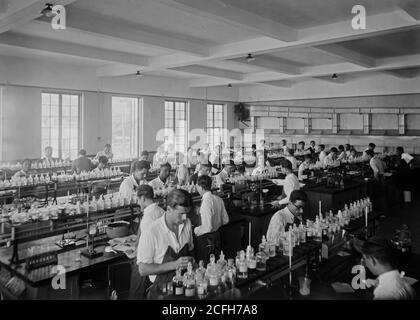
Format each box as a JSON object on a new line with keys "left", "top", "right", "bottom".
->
{"left": 296, "top": 141, "right": 305, "bottom": 155}
{"left": 362, "top": 142, "right": 376, "bottom": 161}
{"left": 267, "top": 190, "right": 308, "bottom": 243}
{"left": 298, "top": 154, "right": 311, "bottom": 181}
{"left": 276, "top": 159, "right": 300, "bottom": 206}
{"left": 306, "top": 140, "right": 316, "bottom": 154}
{"left": 318, "top": 144, "right": 327, "bottom": 163}
{"left": 345, "top": 144, "right": 352, "bottom": 157}
{"left": 92, "top": 156, "right": 109, "bottom": 172}
{"left": 337, "top": 145, "right": 347, "bottom": 161}
{"left": 119, "top": 160, "right": 150, "bottom": 199}
{"left": 323, "top": 147, "right": 339, "bottom": 167}
{"left": 194, "top": 175, "right": 229, "bottom": 262}
{"left": 71, "top": 149, "right": 93, "bottom": 174}
{"left": 359, "top": 237, "right": 416, "bottom": 300}
{"left": 285, "top": 148, "right": 298, "bottom": 170}
{"left": 43, "top": 146, "right": 58, "bottom": 166}
{"left": 366, "top": 149, "right": 385, "bottom": 180}
{"left": 135, "top": 185, "right": 165, "bottom": 245}
{"left": 194, "top": 175, "right": 229, "bottom": 237}
{"left": 215, "top": 161, "right": 235, "bottom": 187}
{"left": 281, "top": 139, "right": 288, "bottom": 154}
{"left": 148, "top": 162, "right": 171, "bottom": 190}
{"left": 95, "top": 144, "right": 113, "bottom": 161}
{"left": 189, "top": 162, "right": 211, "bottom": 185}
{"left": 13, "top": 159, "right": 32, "bottom": 179}
{"left": 140, "top": 150, "right": 151, "bottom": 166}
{"left": 174, "top": 152, "right": 189, "bottom": 186}
{"left": 396, "top": 147, "right": 414, "bottom": 167}
{"left": 137, "top": 189, "right": 194, "bottom": 298}
{"left": 348, "top": 148, "right": 358, "bottom": 162}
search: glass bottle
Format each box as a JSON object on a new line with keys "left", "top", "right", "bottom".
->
{"left": 237, "top": 251, "right": 248, "bottom": 279}
{"left": 225, "top": 259, "right": 236, "bottom": 289}
{"left": 183, "top": 262, "right": 196, "bottom": 297}
{"left": 299, "top": 222, "right": 306, "bottom": 244}
{"left": 196, "top": 261, "right": 208, "bottom": 299}
{"left": 172, "top": 266, "right": 184, "bottom": 296}
{"left": 256, "top": 250, "right": 268, "bottom": 271}
{"left": 207, "top": 254, "right": 219, "bottom": 288}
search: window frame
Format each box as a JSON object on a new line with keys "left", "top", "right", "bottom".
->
{"left": 41, "top": 91, "right": 82, "bottom": 159}
{"left": 164, "top": 100, "right": 189, "bottom": 155}
{"left": 206, "top": 103, "right": 226, "bottom": 150}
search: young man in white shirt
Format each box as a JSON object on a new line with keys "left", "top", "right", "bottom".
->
{"left": 148, "top": 162, "right": 171, "bottom": 190}
{"left": 95, "top": 143, "right": 113, "bottom": 161}
{"left": 194, "top": 175, "right": 229, "bottom": 237}
{"left": 281, "top": 139, "right": 288, "bottom": 154}
{"left": 137, "top": 189, "right": 195, "bottom": 297}
{"left": 318, "top": 144, "right": 327, "bottom": 164}
{"left": 298, "top": 154, "right": 312, "bottom": 181}
{"left": 366, "top": 149, "right": 386, "bottom": 180}
{"left": 285, "top": 148, "right": 298, "bottom": 170}
{"left": 360, "top": 237, "right": 416, "bottom": 300}
{"left": 119, "top": 160, "right": 150, "bottom": 199}
{"left": 189, "top": 162, "right": 211, "bottom": 185}
{"left": 276, "top": 159, "right": 301, "bottom": 206}
{"left": 323, "top": 147, "right": 339, "bottom": 167}
{"left": 267, "top": 190, "right": 307, "bottom": 243}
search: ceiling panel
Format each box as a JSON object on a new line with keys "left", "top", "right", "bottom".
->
{"left": 266, "top": 47, "right": 345, "bottom": 67}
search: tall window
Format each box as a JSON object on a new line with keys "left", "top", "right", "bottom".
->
{"left": 41, "top": 92, "right": 80, "bottom": 159}
{"left": 165, "top": 101, "right": 188, "bottom": 154}
{"left": 112, "top": 97, "right": 141, "bottom": 160}
{"left": 206, "top": 103, "right": 225, "bottom": 150}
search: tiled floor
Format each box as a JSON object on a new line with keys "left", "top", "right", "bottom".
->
{"left": 374, "top": 197, "right": 420, "bottom": 254}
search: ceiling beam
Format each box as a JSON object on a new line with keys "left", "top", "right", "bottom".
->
{"left": 0, "top": 0, "right": 77, "bottom": 34}
{"left": 189, "top": 54, "right": 420, "bottom": 87}
{"left": 99, "top": 9, "right": 420, "bottom": 77}
{"left": 155, "top": 0, "right": 298, "bottom": 42}
{"left": 229, "top": 55, "right": 301, "bottom": 75}
{"left": 0, "top": 32, "right": 150, "bottom": 66}
{"left": 313, "top": 75, "right": 347, "bottom": 84}
{"left": 258, "top": 80, "right": 293, "bottom": 88}
{"left": 312, "top": 44, "right": 377, "bottom": 68}
{"left": 36, "top": 8, "right": 210, "bottom": 57}
{"left": 169, "top": 65, "right": 243, "bottom": 80}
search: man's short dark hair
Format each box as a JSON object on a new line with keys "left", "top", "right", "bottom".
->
{"left": 310, "top": 140, "right": 315, "bottom": 144}
{"left": 252, "top": 144, "right": 256, "bottom": 149}
{"left": 281, "top": 159, "right": 293, "bottom": 171}
{"left": 318, "top": 144, "right": 325, "bottom": 150}
{"left": 290, "top": 190, "right": 308, "bottom": 203}
{"left": 197, "top": 175, "right": 212, "bottom": 191}
{"left": 98, "top": 155, "right": 108, "bottom": 165}
{"left": 160, "top": 162, "right": 172, "bottom": 171}
{"left": 79, "top": 149, "right": 87, "bottom": 156}
{"left": 360, "top": 237, "right": 397, "bottom": 268}
{"left": 167, "top": 189, "right": 190, "bottom": 209}
{"left": 288, "top": 148, "right": 295, "bottom": 156}
{"left": 105, "top": 144, "right": 111, "bottom": 148}
{"left": 350, "top": 148, "right": 357, "bottom": 154}
{"left": 131, "top": 160, "right": 151, "bottom": 173}
{"left": 298, "top": 141, "right": 305, "bottom": 145}
{"left": 141, "top": 150, "right": 149, "bottom": 157}
{"left": 137, "top": 184, "right": 154, "bottom": 200}
{"left": 330, "top": 147, "right": 338, "bottom": 154}
{"left": 368, "top": 143, "right": 376, "bottom": 149}
{"left": 396, "top": 146, "right": 404, "bottom": 153}
{"left": 345, "top": 144, "right": 351, "bottom": 150}
{"left": 338, "top": 145, "right": 344, "bottom": 151}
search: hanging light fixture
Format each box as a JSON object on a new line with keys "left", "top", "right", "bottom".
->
{"left": 246, "top": 53, "right": 255, "bottom": 62}
{"left": 332, "top": 73, "right": 338, "bottom": 79}
{"left": 227, "top": 83, "right": 232, "bottom": 88}
{"left": 41, "top": 3, "right": 55, "bottom": 18}
{"left": 136, "top": 70, "right": 143, "bottom": 78}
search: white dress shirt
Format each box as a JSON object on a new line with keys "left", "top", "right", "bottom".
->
{"left": 279, "top": 173, "right": 300, "bottom": 205}
{"left": 215, "top": 169, "right": 229, "bottom": 186}
{"left": 95, "top": 150, "right": 113, "bottom": 160}
{"left": 373, "top": 270, "right": 416, "bottom": 300}
{"left": 370, "top": 156, "right": 385, "bottom": 178}
{"left": 286, "top": 156, "right": 298, "bottom": 170}
{"left": 148, "top": 176, "right": 169, "bottom": 190}
{"left": 298, "top": 162, "right": 310, "bottom": 181}
{"left": 194, "top": 191, "right": 229, "bottom": 237}
{"left": 401, "top": 153, "right": 414, "bottom": 165}
{"left": 137, "top": 215, "right": 194, "bottom": 282}
{"left": 139, "top": 203, "right": 165, "bottom": 235}
{"left": 266, "top": 206, "right": 295, "bottom": 243}
{"left": 323, "top": 154, "right": 339, "bottom": 167}
{"left": 176, "top": 164, "right": 189, "bottom": 185}
{"left": 119, "top": 175, "right": 139, "bottom": 199}
{"left": 319, "top": 151, "right": 327, "bottom": 164}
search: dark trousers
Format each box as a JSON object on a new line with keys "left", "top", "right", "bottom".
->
{"left": 194, "top": 230, "right": 221, "bottom": 264}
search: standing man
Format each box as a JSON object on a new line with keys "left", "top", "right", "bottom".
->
{"left": 189, "top": 162, "right": 212, "bottom": 185}
{"left": 306, "top": 140, "right": 316, "bottom": 154}
{"left": 148, "top": 163, "right": 171, "bottom": 190}
{"left": 137, "top": 189, "right": 194, "bottom": 298}
{"left": 71, "top": 149, "right": 93, "bottom": 174}
{"left": 136, "top": 185, "right": 165, "bottom": 240}
{"left": 323, "top": 147, "right": 339, "bottom": 167}
{"left": 119, "top": 160, "right": 150, "bottom": 199}
{"left": 194, "top": 175, "right": 229, "bottom": 262}
{"left": 277, "top": 159, "right": 301, "bottom": 206}
{"left": 95, "top": 144, "right": 113, "bottom": 161}
{"left": 396, "top": 147, "right": 414, "bottom": 167}
{"left": 366, "top": 149, "right": 385, "bottom": 180}
{"left": 174, "top": 152, "right": 189, "bottom": 186}
{"left": 267, "top": 190, "right": 308, "bottom": 242}
{"left": 215, "top": 161, "right": 235, "bottom": 187}
{"left": 298, "top": 155, "right": 312, "bottom": 181}
{"left": 281, "top": 139, "right": 288, "bottom": 154}
{"left": 318, "top": 144, "right": 327, "bottom": 164}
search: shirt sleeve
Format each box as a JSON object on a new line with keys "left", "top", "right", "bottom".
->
{"left": 266, "top": 213, "right": 284, "bottom": 243}
{"left": 137, "top": 230, "right": 155, "bottom": 265}
{"left": 221, "top": 201, "right": 229, "bottom": 225}
{"left": 279, "top": 178, "right": 293, "bottom": 205}
{"left": 119, "top": 179, "right": 132, "bottom": 199}
{"left": 194, "top": 198, "right": 213, "bottom": 236}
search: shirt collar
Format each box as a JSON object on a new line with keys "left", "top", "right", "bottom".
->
{"left": 377, "top": 270, "right": 401, "bottom": 285}
{"left": 161, "top": 212, "right": 185, "bottom": 235}
{"left": 283, "top": 206, "right": 294, "bottom": 220}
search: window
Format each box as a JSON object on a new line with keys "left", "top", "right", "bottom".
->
{"left": 165, "top": 101, "right": 188, "bottom": 154}
{"left": 206, "top": 103, "right": 225, "bottom": 150}
{"left": 112, "top": 97, "right": 141, "bottom": 160}
{"left": 41, "top": 92, "right": 80, "bottom": 159}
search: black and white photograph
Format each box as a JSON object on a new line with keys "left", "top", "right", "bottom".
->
{"left": 0, "top": 0, "right": 419, "bottom": 309}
